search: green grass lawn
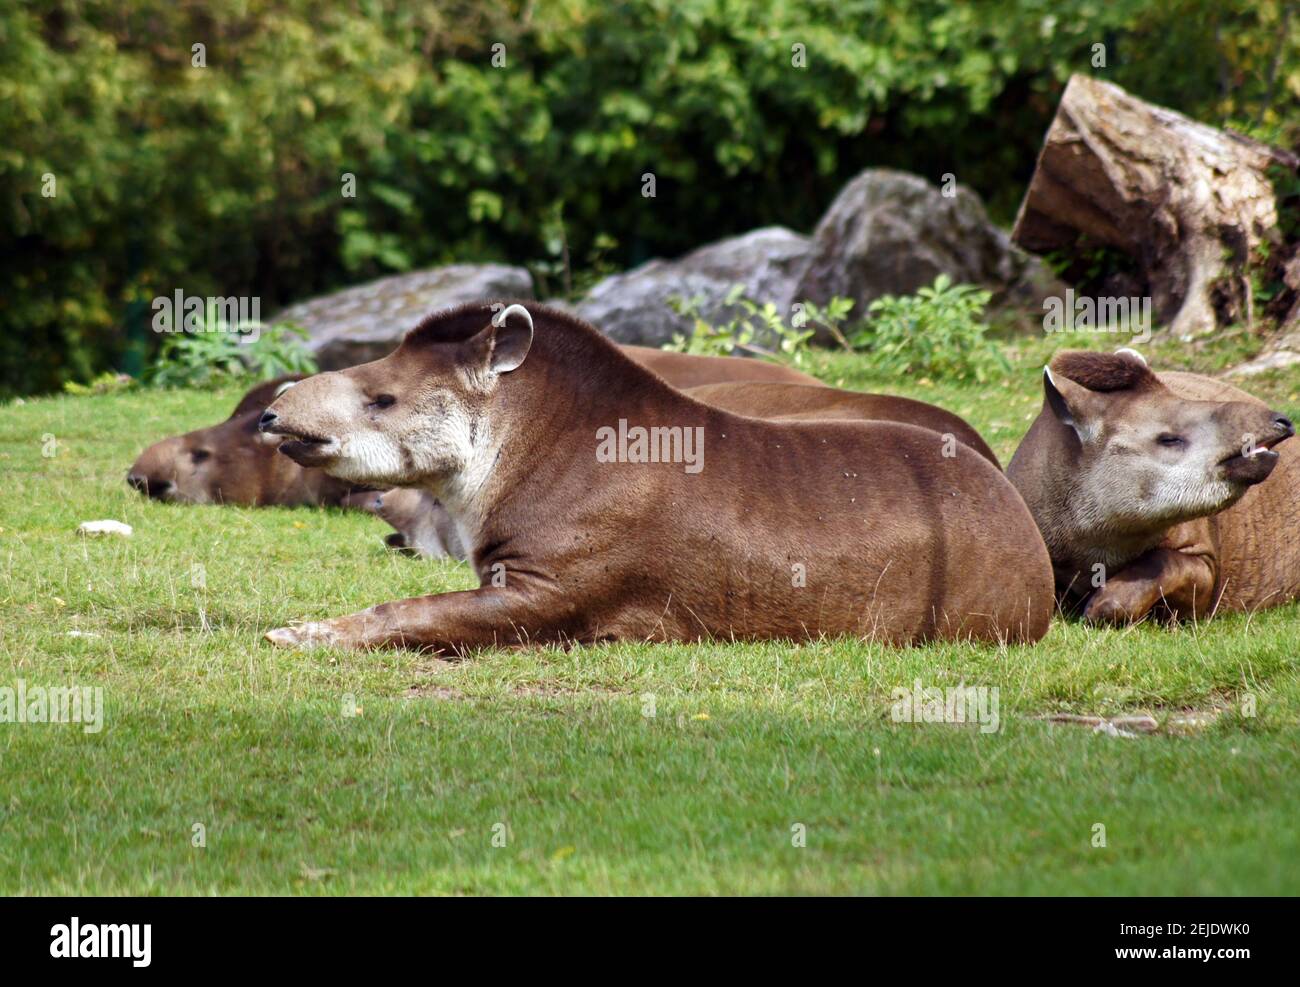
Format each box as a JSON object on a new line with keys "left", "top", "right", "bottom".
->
{"left": 2, "top": 340, "right": 1299, "bottom": 895}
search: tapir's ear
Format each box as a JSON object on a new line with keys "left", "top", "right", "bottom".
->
{"left": 1114, "top": 346, "right": 1147, "bottom": 365}
{"left": 487, "top": 304, "right": 533, "bottom": 373}
{"left": 1043, "top": 365, "right": 1096, "bottom": 441}
{"left": 273, "top": 380, "right": 298, "bottom": 398}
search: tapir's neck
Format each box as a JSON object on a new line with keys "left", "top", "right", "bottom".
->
{"left": 426, "top": 323, "right": 697, "bottom": 553}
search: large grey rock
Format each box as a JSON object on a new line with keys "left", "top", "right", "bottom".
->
{"left": 274, "top": 264, "right": 534, "bottom": 369}
{"left": 794, "top": 169, "right": 1063, "bottom": 320}
{"left": 575, "top": 227, "right": 812, "bottom": 346}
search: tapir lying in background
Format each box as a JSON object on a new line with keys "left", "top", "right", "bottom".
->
{"left": 258, "top": 302, "right": 1053, "bottom": 652}
{"left": 126, "top": 346, "right": 817, "bottom": 506}
{"left": 1007, "top": 349, "right": 1297, "bottom": 623}
{"left": 371, "top": 379, "right": 999, "bottom": 558}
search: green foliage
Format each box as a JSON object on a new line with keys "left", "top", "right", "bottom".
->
{"left": 852, "top": 276, "right": 1009, "bottom": 383}
{"left": 665, "top": 285, "right": 831, "bottom": 366}
{"left": 62, "top": 372, "right": 136, "bottom": 397}
{"left": 3, "top": 0, "right": 1298, "bottom": 395}
{"left": 146, "top": 323, "right": 317, "bottom": 389}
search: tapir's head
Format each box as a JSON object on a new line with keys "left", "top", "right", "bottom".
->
{"left": 259, "top": 303, "right": 533, "bottom": 489}
{"left": 1042, "top": 349, "right": 1294, "bottom": 534}
{"left": 127, "top": 377, "right": 302, "bottom": 503}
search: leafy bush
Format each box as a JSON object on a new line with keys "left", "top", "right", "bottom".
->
{"left": 666, "top": 286, "right": 836, "bottom": 366}
{"left": 852, "top": 276, "right": 1009, "bottom": 382}
{"left": 2, "top": 0, "right": 1295, "bottom": 395}
{"left": 145, "top": 323, "right": 317, "bottom": 389}
{"left": 62, "top": 373, "right": 136, "bottom": 397}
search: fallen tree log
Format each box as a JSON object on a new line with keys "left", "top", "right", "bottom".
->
{"left": 1013, "top": 74, "right": 1300, "bottom": 338}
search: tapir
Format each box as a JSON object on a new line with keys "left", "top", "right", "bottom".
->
{"left": 1007, "top": 348, "right": 1297, "bottom": 623}
{"left": 258, "top": 302, "right": 1054, "bottom": 652}
{"left": 372, "top": 380, "right": 999, "bottom": 558}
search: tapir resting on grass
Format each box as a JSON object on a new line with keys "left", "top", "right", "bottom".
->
{"left": 258, "top": 302, "right": 1054, "bottom": 652}
{"left": 1007, "top": 349, "right": 1297, "bottom": 624}
{"left": 370, "top": 380, "right": 1000, "bottom": 558}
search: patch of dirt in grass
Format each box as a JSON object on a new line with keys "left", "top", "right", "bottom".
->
{"left": 1036, "top": 703, "right": 1227, "bottom": 737}
{"left": 403, "top": 681, "right": 626, "bottom": 701}
{"left": 405, "top": 684, "right": 466, "bottom": 701}
{"left": 509, "top": 683, "right": 625, "bottom": 698}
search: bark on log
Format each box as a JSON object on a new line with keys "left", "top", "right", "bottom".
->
{"left": 1013, "top": 74, "right": 1300, "bottom": 338}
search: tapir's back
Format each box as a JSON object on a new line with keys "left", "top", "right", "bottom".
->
{"left": 638, "top": 415, "right": 1053, "bottom": 644}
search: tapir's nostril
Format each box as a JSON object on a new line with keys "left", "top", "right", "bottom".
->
{"left": 1274, "top": 414, "right": 1295, "bottom": 435}
{"left": 127, "top": 473, "right": 172, "bottom": 498}
{"left": 258, "top": 410, "right": 278, "bottom": 432}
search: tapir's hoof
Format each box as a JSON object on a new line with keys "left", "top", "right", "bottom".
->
{"left": 1083, "top": 594, "right": 1143, "bottom": 625}
{"left": 265, "top": 621, "right": 338, "bottom": 648}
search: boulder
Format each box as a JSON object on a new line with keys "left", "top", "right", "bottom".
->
{"left": 274, "top": 264, "right": 534, "bottom": 369}
{"left": 794, "top": 169, "right": 1063, "bottom": 324}
{"left": 575, "top": 227, "right": 811, "bottom": 346}
{"left": 575, "top": 173, "right": 1061, "bottom": 347}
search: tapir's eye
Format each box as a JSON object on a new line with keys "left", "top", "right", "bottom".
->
{"left": 1156, "top": 433, "right": 1185, "bottom": 448}
{"left": 369, "top": 394, "right": 396, "bottom": 410}
{"left": 191, "top": 448, "right": 212, "bottom": 463}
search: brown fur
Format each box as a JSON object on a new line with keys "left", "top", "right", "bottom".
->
{"left": 1047, "top": 350, "right": 1159, "bottom": 393}
{"left": 685, "top": 381, "right": 1000, "bottom": 467}
{"left": 260, "top": 302, "right": 1054, "bottom": 651}
{"left": 617, "top": 345, "right": 822, "bottom": 388}
{"left": 1008, "top": 351, "right": 1297, "bottom": 622}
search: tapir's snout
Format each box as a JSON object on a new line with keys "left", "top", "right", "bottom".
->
{"left": 126, "top": 471, "right": 173, "bottom": 499}
{"left": 1219, "top": 408, "right": 1296, "bottom": 486}
{"left": 260, "top": 375, "right": 349, "bottom": 467}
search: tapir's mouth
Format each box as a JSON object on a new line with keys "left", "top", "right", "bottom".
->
{"left": 1219, "top": 434, "right": 1287, "bottom": 485}
{"left": 272, "top": 431, "right": 340, "bottom": 466}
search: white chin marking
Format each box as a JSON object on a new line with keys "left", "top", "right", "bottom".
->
{"left": 332, "top": 435, "right": 412, "bottom": 485}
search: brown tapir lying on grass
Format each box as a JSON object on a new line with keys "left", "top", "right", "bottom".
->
{"left": 1007, "top": 348, "right": 1297, "bottom": 623}
{"left": 372, "top": 380, "right": 999, "bottom": 558}
{"left": 258, "top": 301, "right": 1054, "bottom": 652}
{"left": 127, "top": 347, "right": 817, "bottom": 506}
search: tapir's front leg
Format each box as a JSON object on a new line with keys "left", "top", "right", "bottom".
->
{"left": 265, "top": 586, "right": 575, "bottom": 653}
{"left": 1083, "top": 548, "right": 1217, "bottom": 624}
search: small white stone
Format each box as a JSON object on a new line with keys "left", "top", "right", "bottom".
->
{"left": 77, "top": 520, "right": 133, "bottom": 538}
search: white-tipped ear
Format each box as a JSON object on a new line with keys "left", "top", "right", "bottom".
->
{"left": 489, "top": 304, "right": 533, "bottom": 373}
{"left": 1043, "top": 366, "right": 1077, "bottom": 431}
{"left": 273, "top": 380, "right": 298, "bottom": 398}
{"left": 492, "top": 303, "right": 532, "bottom": 330}
{"left": 1114, "top": 347, "right": 1146, "bottom": 365}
